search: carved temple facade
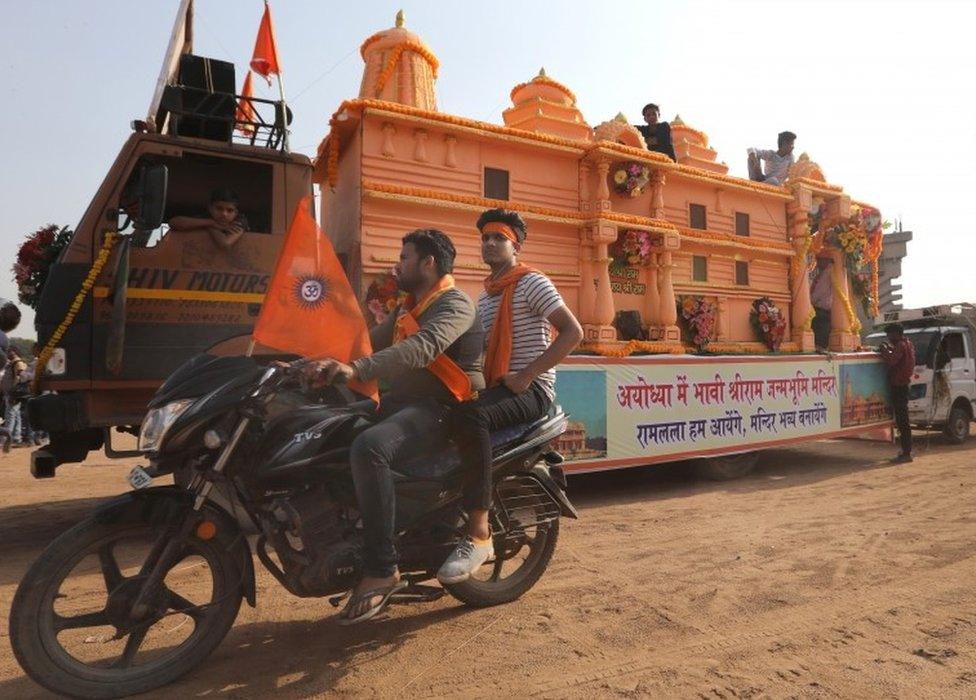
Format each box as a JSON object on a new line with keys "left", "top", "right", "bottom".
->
{"left": 315, "top": 13, "right": 871, "bottom": 353}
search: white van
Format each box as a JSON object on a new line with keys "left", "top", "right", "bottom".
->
{"left": 865, "top": 304, "right": 976, "bottom": 443}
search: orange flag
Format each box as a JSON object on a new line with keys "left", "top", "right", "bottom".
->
{"left": 253, "top": 196, "right": 377, "bottom": 401}
{"left": 250, "top": 1, "right": 281, "bottom": 85}
{"left": 235, "top": 70, "right": 256, "bottom": 136}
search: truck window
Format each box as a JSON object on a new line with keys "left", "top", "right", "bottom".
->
{"left": 119, "top": 152, "right": 273, "bottom": 247}
{"left": 943, "top": 333, "right": 965, "bottom": 360}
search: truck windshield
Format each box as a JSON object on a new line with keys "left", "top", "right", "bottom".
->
{"left": 864, "top": 330, "right": 937, "bottom": 367}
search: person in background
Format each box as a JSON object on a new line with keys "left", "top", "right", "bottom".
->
{"left": 437, "top": 209, "right": 583, "bottom": 584}
{"left": 809, "top": 257, "right": 833, "bottom": 351}
{"left": 169, "top": 187, "right": 249, "bottom": 250}
{"left": 635, "top": 103, "right": 676, "bottom": 161}
{"left": 0, "top": 302, "right": 22, "bottom": 451}
{"left": 879, "top": 323, "right": 915, "bottom": 463}
{"left": 2, "top": 349, "right": 27, "bottom": 447}
{"left": 747, "top": 131, "right": 796, "bottom": 185}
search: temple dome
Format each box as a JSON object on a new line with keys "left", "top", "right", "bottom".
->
{"left": 670, "top": 114, "right": 728, "bottom": 174}
{"left": 358, "top": 11, "right": 439, "bottom": 110}
{"left": 502, "top": 68, "right": 592, "bottom": 141}
{"left": 593, "top": 112, "right": 646, "bottom": 150}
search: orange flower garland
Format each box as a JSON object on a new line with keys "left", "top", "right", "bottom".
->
{"left": 373, "top": 41, "right": 441, "bottom": 95}
{"left": 677, "top": 225, "right": 794, "bottom": 254}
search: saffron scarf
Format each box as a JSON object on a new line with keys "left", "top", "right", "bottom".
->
{"left": 483, "top": 263, "right": 539, "bottom": 385}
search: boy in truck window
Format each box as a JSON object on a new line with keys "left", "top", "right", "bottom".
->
{"left": 168, "top": 187, "right": 249, "bottom": 250}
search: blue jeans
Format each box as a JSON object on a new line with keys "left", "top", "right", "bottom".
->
{"left": 4, "top": 400, "right": 22, "bottom": 443}
{"left": 349, "top": 397, "right": 449, "bottom": 578}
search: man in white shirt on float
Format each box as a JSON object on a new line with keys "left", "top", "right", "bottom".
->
{"left": 747, "top": 131, "right": 796, "bottom": 186}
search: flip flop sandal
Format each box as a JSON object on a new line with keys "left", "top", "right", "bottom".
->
{"left": 338, "top": 581, "right": 408, "bottom": 626}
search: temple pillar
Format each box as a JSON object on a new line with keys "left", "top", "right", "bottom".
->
{"left": 595, "top": 159, "right": 611, "bottom": 212}
{"left": 787, "top": 201, "right": 816, "bottom": 352}
{"left": 644, "top": 253, "right": 661, "bottom": 339}
{"left": 381, "top": 122, "right": 396, "bottom": 157}
{"left": 658, "top": 251, "right": 680, "bottom": 342}
{"left": 828, "top": 247, "right": 857, "bottom": 351}
{"left": 584, "top": 224, "right": 617, "bottom": 343}
{"left": 580, "top": 162, "right": 592, "bottom": 214}
{"left": 578, "top": 239, "right": 596, "bottom": 325}
{"left": 716, "top": 295, "right": 731, "bottom": 342}
{"left": 650, "top": 170, "right": 666, "bottom": 219}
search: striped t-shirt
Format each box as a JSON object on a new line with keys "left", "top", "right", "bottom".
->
{"left": 478, "top": 272, "right": 565, "bottom": 398}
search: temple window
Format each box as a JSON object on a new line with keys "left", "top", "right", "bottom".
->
{"left": 689, "top": 203, "right": 707, "bottom": 230}
{"left": 693, "top": 255, "right": 708, "bottom": 282}
{"left": 484, "top": 167, "right": 510, "bottom": 200}
{"left": 735, "top": 212, "right": 750, "bottom": 236}
{"left": 735, "top": 260, "right": 749, "bottom": 285}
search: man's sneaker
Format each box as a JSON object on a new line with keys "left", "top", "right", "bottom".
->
{"left": 437, "top": 536, "right": 494, "bottom": 584}
{"left": 890, "top": 453, "right": 914, "bottom": 464}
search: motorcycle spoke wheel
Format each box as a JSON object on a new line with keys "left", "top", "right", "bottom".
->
{"left": 471, "top": 524, "right": 545, "bottom": 584}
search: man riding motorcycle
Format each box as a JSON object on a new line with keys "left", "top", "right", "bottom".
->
{"left": 307, "top": 228, "right": 485, "bottom": 624}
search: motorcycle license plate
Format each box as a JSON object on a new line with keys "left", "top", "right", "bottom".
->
{"left": 127, "top": 466, "right": 153, "bottom": 490}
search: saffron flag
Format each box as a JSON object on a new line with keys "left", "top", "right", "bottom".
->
{"left": 235, "top": 70, "right": 256, "bottom": 137}
{"left": 250, "top": 1, "right": 281, "bottom": 85}
{"left": 253, "top": 196, "right": 377, "bottom": 401}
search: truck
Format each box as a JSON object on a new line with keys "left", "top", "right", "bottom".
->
{"left": 27, "top": 2, "right": 892, "bottom": 480}
{"left": 864, "top": 303, "right": 976, "bottom": 444}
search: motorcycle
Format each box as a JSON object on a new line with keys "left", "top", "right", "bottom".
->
{"left": 9, "top": 354, "right": 575, "bottom": 699}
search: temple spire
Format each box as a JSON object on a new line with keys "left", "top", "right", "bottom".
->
{"left": 395, "top": 9, "right": 405, "bottom": 27}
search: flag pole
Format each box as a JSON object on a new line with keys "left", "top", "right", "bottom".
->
{"left": 276, "top": 72, "right": 289, "bottom": 152}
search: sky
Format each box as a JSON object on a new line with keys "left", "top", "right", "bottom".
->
{"left": 2, "top": 0, "right": 974, "bottom": 338}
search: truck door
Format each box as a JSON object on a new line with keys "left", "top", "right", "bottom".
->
{"left": 93, "top": 146, "right": 284, "bottom": 384}
{"left": 932, "top": 331, "right": 970, "bottom": 421}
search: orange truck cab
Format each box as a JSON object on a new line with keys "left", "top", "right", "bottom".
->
{"left": 29, "top": 2, "right": 312, "bottom": 476}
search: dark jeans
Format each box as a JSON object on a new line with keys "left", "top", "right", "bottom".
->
{"left": 453, "top": 383, "right": 552, "bottom": 512}
{"left": 813, "top": 307, "right": 831, "bottom": 349}
{"left": 349, "top": 397, "right": 449, "bottom": 578}
{"left": 890, "top": 384, "right": 912, "bottom": 455}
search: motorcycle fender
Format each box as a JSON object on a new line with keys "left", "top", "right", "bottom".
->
{"left": 529, "top": 464, "right": 579, "bottom": 519}
{"left": 93, "top": 486, "right": 257, "bottom": 607}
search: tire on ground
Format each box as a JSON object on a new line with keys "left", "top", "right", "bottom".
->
{"left": 943, "top": 404, "right": 971, "bottom": 444}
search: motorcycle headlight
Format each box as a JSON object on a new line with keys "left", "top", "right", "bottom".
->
{"left": 138, "top": 399, "right": 195, "bottom": 452}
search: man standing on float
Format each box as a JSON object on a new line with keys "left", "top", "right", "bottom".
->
{"left": 438, "top": 209, "right": 583, "bottom": 583}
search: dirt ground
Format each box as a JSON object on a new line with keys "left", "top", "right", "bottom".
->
{"left": 1, "top": 432, "right": 975, "bottom": 699}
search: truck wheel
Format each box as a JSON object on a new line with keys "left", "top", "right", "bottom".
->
{"left": 695, "top": 451, "right": 759, "bottom": 481}
{"left": 944, "top": 405, "right": 971, "bottom": 444}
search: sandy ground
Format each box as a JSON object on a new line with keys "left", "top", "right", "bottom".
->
{"left": 1, "top": 432, "right": 975, "bottom": 699}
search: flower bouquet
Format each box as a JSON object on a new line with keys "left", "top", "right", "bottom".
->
{"left": 609, "top": 229, "right": 654, "bottom": 275}
{"left": 364, "top": 269, "right": 404, "bottom": 326}
{"left": 679, "top": 295, "right": 717, "bottom": 351}
{"left": 612, "top": 161, "right": 651, "bottom": 198}
{"left": 13, "top": 224, "right": 74, "bottom": 309}
{"left": 750, "top": 296, "right": 787, "bottom": 351}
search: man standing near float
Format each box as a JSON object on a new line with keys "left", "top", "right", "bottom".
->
{"left": 437, "top": 209, "right": 583, "bottom": 584}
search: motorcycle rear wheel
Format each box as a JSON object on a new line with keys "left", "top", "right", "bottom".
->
{"left": 9, "top": 516, "right": 243, "bottom": 699}
{"left": 444, "top": 518, "right": 559, "bottom": 608}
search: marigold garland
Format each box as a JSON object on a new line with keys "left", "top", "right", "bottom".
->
{"left": 32, "top": 232, "right": 118, "bottom": 393}
{"left": 373, "top": 41, "right": 441, "bottom": 95}
{"left": 677, "top": 225, "right": 794, "bottom": 254}
{"left": 510, "top": 74, "right": 577, "bottom": 104}
{"left": 580, "top": 340, "right": 685, "bottom": 357}
{"left": 830, "top": 271, "right": 862, "bottom": 336}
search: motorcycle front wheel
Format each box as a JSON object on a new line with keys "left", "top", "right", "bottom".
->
{"left": 9, "top": 516, "right": 243, "bottom": 699}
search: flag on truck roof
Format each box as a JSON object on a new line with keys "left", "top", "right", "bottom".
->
{"left": 250, "top": 1, "right": 281, "bottom": 84}
{"left": 253, "top": 196, "right": 377, "bottom": 402}
{"left": 235, "top": 70, "right": 256, "bottom": 136}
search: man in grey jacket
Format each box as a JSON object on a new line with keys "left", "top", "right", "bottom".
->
{"left": 308, "top": 229, "right": 484, "bottom": 624}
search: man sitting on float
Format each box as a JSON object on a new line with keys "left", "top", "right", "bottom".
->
{"left": 306, "top": 230, "right": 486, "bottom": 624}
{"left": 747, "top": 131, "right": 796, "bottom": 186}
{"left": 437, "top": 209, "right": 583, "bottom": 584}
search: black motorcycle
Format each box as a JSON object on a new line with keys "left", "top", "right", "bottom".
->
{"left": 9, "top": 355, "right": 575, "bottom": 699}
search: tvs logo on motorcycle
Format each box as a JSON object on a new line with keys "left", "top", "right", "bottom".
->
{"left": 293, "top": 275, "right": 330, "bottom": 310}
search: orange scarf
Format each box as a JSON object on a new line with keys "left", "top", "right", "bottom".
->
{"left": 393, "top": 275, "right": 475, "bottom": 402}
{"left": 483, "top": 263, "right": 538, "bottom": 385}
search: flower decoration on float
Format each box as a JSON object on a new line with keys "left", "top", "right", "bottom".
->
{"left": 364, "top": 269, "right": 405, "bottom": 325}
{"left": 678, "top": 295, "right": 717, "bottom": 352}
{"left": 609, "top": 229, "right": 654, "bottom": 274}
{"left": 13, "top": 224, "right": 74, "bottom": 309}
{"left": 750, "top": 296, "right": 788, "bottom": 351}
{"left": 612, "top": 161, "right": 651, "bottom": 198}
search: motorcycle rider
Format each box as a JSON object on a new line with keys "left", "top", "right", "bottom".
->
{"left": 437, "top": 209, "right": 583, "bottom": 584}
{"left": 307, "top": 229, "right": 485, "bottom": 624}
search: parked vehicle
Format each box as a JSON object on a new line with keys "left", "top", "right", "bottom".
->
{"left": 865, "top": 303, "right": 976, "bottom": 443}
{"left": 10, "top": 356, "right": 575, "bottom": 698}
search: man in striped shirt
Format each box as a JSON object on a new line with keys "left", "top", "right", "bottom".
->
{"left": 437, "top": 209, "right": 583, "bottom": 584}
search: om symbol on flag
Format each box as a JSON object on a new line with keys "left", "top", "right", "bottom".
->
{"left": 294, "top": 275, "right": 329, "bottom": 309}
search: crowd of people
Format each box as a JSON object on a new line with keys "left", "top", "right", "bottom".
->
{"left": 1, "top": 301, "right": 45, "bottom": 452}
